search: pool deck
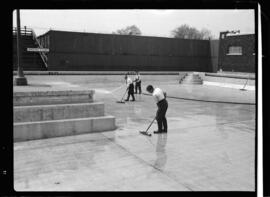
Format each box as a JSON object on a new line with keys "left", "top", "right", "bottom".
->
{"left": 13, "top": 75, "right": 256, "bottom": 191}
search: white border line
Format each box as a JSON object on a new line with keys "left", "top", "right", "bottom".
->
{"left": 258, "top": 4, "right": 263, "bottom": 197}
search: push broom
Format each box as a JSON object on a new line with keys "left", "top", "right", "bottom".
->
{"left": 116, "top": 89, "right": 128, "bottom": 103}
{"left": 240, "top": 74, "right": 250, "bottom": 91}
{"left": 139, "top": 117, "right": 156, "bottom": 136}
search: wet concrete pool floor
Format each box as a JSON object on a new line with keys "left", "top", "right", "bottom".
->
{"left": 13, "top": 76, "right": 256, "bottom": 191}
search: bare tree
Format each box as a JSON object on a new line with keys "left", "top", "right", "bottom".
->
{"left": 200, "top": 28, "right": 214, "bottom": 40}
{"left": 171, "top": 24, "right": 213, "bottom": 40}
{"left": 113, "top": 25, "right": 142, "bottom": 36}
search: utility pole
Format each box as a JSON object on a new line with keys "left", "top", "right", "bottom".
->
{"left": 14, "top": 9, "right": 27, "bottom": 86}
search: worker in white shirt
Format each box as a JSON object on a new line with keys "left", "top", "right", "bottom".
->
{"left": 134, "top": 71, "right": 142, "bottom": 94}
{"left": 146, "top": 85, "right": 168, "bottom": 133}
{"left": 125, "top": 73, "right": 135, "bottom": 101}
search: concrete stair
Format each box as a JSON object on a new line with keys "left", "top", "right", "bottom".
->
{"left": 14, "top": 102, "right": 105, "bottom": 122}
{"left": 13, "top": 90, "right": 116, "bottom": 142}
{"left": 14, "top": 90, "right": 95, "bottom": 106}
{"left": 179, "top": 72, "right": 203, "bottom": 84}
{"left": 14, "top": 116, "right": 115, "bottom": 142}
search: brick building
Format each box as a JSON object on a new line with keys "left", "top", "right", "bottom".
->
{"left": 218, "top": 32, "right": 255, "bottom": 73}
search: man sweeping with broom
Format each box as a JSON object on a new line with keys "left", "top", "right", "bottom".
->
{"left": 146, "top": 85, "right": 168, "bottom": 134}
{"left": 125, "top": 73, "right": 135, "bottom": 102}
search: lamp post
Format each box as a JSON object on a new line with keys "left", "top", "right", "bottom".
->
{"left": 14, "top": 9, "right": 27, "bottom": 86}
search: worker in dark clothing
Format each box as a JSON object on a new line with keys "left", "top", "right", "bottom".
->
{"left": 125, "top": 74, "right": 135, "bottom": 101}
{"left": 134, "top": 71, "right": 142, "bottom": 94}
{"left": 146, "top": 85, "right": 168, "bottom": 133}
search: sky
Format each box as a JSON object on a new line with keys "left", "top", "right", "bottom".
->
{"left": 12, "top": 9, "right": 255, "bottom": 38}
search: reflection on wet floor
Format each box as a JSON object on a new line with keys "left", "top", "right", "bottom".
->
{"left": 153, "top": 134, "right": 168, "bottom": 171}
{"left": 98, "top": 90, "right": 254, "bottom": 189}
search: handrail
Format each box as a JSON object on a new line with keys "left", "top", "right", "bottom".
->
{"left": 31, "top": 28, "right": 48, "bottom": 69}
{"left": 13, "top": 27, "right": 33, "bottom": 36}
{"left": 13, "top": 27, "right": 48, "bottom": 69}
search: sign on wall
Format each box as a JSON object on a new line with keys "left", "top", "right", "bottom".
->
{"left": 27, "top": 48, "right": 49, "bottom": 52}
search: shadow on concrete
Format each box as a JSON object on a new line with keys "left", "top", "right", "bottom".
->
{"left": 27, "top": 83, "right": 52, "bottom": 87}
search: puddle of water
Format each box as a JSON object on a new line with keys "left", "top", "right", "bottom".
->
{"left": 203, "top": 81, "right": 255, "bottom": 91}
{"left": 44, "top": 81, "right": 80, "bottom": 88}
{"left": 94, "top": 89, "right": 112, "bottom": 94}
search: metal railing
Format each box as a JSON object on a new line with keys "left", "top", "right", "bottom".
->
{"left": 13, "top": 27, "right": 48, "bottom": 69}
{"left": 31, "top": 30, "right": 48, "bottom": 68}
{"left": 13, "top": 26, "right": 32, "bottom": 36}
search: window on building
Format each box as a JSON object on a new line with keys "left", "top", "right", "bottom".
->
{"left": 227, "top": 46, "right": 242, "bottom": 55}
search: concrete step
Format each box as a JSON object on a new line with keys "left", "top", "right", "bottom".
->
{"left": 182, "top": 77, "right": 202, "bottom": 81}
{"left": 14, "top": 90, "right": 95, "bottom": 106}
{"left": 180, "top": 73, "right": 203, "bottom": 85}
{"left": 14, "top": 116, "right": 116, "bottom": 142}
{"left": 14, "top": 102, "right": 105, "bottom": 123}
{"left": 182, "top": 77, "right": 202, "bottom": 80}
{"left": 180, "top": 81, "right": 203, "bottom": 84}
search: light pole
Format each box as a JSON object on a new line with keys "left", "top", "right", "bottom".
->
{"left": 14, "top": 9, "right": 27, "bottom": 86}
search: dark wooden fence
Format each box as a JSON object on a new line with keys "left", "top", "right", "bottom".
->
{"left": 40, "top": 30, "right": 214, "bottom": 71}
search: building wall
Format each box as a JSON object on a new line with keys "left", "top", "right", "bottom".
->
{"left": 210, "top": 40, "right": 219, "bottom": 73}
{"left": 218, "top": 34, "right": 255, "bottom": 72}
{"left": 42, "top": 30, "right": 213, "bottom": 71}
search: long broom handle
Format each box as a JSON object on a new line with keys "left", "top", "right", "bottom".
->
{"left": 120, "top": 89, "right": 128, "bottom": 101}
{"left": 145, "top": 118, "right": 156, "bottom": 132}
{"left": 242, "top": 76, "right": 249, "bottom": 89}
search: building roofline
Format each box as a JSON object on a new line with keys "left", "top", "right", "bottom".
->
{"left": 43, "top": 29, "right": 212, "bottom": 41}
{"left": 226, "top": 33, "right": 255, "bottom": 37}
{"left": 37, "top": 30, "right": 51, "bottom": 38}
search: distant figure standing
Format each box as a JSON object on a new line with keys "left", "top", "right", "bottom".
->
{"left": 146, "top": 85, "right": 168, "bottom": 133}
{"left": 125, "top": 74, "right": 135, "bottom": 101}
{"left": 134, "top": 71, "right": 142, "bottom": 94}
